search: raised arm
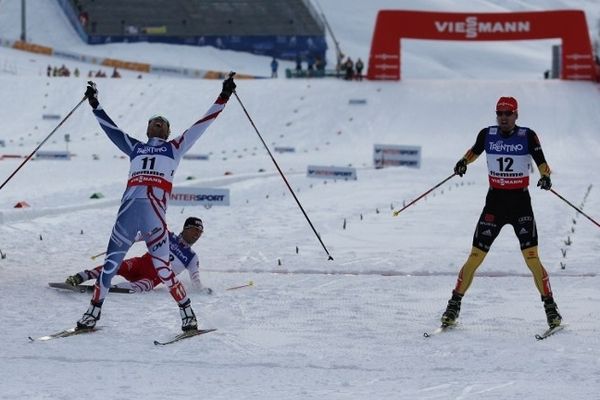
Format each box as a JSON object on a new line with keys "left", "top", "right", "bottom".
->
{"left": 85, "top": 81, "right": 141, "bottom": 154}
{"left": 169, "top": 74, "right": 237, "bottom": 156}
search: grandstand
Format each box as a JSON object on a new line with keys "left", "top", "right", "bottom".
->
{"left": 59, "top": 0, "right": 327, "bottom": 60}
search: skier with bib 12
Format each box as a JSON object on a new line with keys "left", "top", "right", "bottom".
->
{"left": 439, "top": 96, "right": 562, "bottom": 330}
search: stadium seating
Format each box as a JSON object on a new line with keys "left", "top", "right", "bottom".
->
{"left": 63, "top": 0, "right": 326, "bottom": 59}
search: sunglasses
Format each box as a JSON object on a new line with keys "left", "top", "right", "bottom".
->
{"left": 496, "top": 111, "right": 515, "bottom": 117}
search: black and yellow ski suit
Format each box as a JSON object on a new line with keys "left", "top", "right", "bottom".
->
{"left": 453, "top": 125, "right": 554, "bottom": 298}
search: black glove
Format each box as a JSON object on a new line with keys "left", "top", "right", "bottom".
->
{"left": 85, "top": 81, "right": 99, "bottom": 109}
{"left": 454, "top": 158, "right": 467, "bottom": 177}
{"left": 537, "top": 175, "right": 552, "bottom": 190}
{"left": 220, "top": 73, "right": 236, "bottom": 100}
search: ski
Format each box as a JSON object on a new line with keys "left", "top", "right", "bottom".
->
{"left": 535, "top": 324, "right": 566, "bottom": 340}
{"left": 424, "top": 324, "right": 455, "bottom": 338}
{"left": 48, "top": 282, "right": 133, "bottom": 294}
{"left": 154, "top": 328, "right": 216, "bottom": 346}
{"left": 28, "top": 327, "right": 101, "bottom": 342}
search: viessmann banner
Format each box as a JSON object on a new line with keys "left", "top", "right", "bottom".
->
{"left": 169, "top": 187, "right": 230, "bottom": 206}
{"left": 368, "top": 10, "right": 597, "bottom": 81}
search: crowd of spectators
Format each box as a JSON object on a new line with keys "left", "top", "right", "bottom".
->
{"left": 287, "top": 53, "right": 366, "bottom": 80}
{"left": 338, "top": 56, "right": 364, "bottom": 81}
{"left": 47, "top": 64, "right": 78, "bottom": 77}
{"left": 294, "top": 54, "right": 327, "bottom": 77}
{"left": 47, "top": 65, "right": 125, "bottom": 79}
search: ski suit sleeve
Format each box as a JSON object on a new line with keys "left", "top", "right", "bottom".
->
{"left": 169, "top": 96, "right": 228, "bottom": 157}
{"left": 461, "top": 128, "right": 487, "bottom": 164}
{"left": 92, "top": 105, "right": 141, "bottom": 154}
{"left": 528, "top": 130, "right": 550, "bottom": 177}
{"left": 186, "top": 254, "right": 204, "bottom": 290}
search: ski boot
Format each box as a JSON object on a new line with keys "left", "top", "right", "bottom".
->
{"left": 441, "top": 290, "right": 463, "bottom": 327}
{"left": 76, "top": 301, "right": 102, "bottom": 330}
{"left": 179, "top": 299, "right": 198, "bottom": 332}
{"left": 542, "top": 296, "right": 562, "bottom": 328}
{"left": 65, "top": 274, "right": 84, "bottom": 287}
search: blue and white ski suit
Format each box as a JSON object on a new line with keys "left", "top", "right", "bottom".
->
{"left": 90, "top": 96, "right": 227, "bottom": 306}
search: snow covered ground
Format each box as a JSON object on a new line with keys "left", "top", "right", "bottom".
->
{"left": 1, "top": 1, "right": 600, "bottom": 399}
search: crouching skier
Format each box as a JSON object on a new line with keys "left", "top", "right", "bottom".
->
{"left": 66, "top": 217, "right": 212, "bottom": 295}
{"left": 76, "top": 75, "right": 236, "bottom": 332}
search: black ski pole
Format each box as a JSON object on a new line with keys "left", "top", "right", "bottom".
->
{"left": 0, "top": 96, "right": 88, "bottom": 192}
{"left": 232, "top": 91, "right": 334, "bottom": 261}
{"left": 550, "top": 188, "right": 600, "bottom": 229}
{"left": 393, "top": 173, "right": 456, "bottom": 217}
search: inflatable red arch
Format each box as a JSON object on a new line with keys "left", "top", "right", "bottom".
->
{"left": 367, "top": 10, "right": 598, "bottom": 81}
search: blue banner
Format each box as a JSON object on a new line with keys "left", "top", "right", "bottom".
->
{"left": 86, "top": 34, "right": 326, "bottom": 61}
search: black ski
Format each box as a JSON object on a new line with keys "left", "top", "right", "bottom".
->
{"left": 535, "top": 324, "right": 566, "bottom": 340}
{"left": 48, "top": 282, "right": 133, "bottom": 294}
{"left": 28, "top": 327, "right": 101, "bottom": 342}
{"left": 154, "top": 328, "right": 216, "bottom": 346}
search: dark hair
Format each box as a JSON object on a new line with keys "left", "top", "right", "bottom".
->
{"left": 184, "top": 217, "right": 203, "bottom": 230}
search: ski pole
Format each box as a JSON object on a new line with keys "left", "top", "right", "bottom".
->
{"left": 232, "top": 90, "right": 334, "bottom": 261}
{"left": 393, "top": 173, "right": 457, "bottom": 217}
{"left": 550, "top": 188, "right": 600, "bottom": 229}
{"left": 226, "top": 281, "right": 254, "bottom": 291}
{"left": 0, "top": 96, "right": 87, "bottom": 192}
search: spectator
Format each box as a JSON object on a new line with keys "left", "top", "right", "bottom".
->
{"left": 336, "top": 52, "right": 345, "bottom": 77}
{"left": 74, "top": 68, "right": 80, "bottom": 78}
{"left": 315, "top": 56, "right": 326, "bottom": 77}
{"left": 59, "top": 65, "right": 71, "bottom": 77}
{"left": 295, "top": 54, "right": 302, "bottom": 75}
{"left": 344, "top": 57, "right": 354, "bottom": 80}
{"left": 355, "top": 58, "right": 364, "bottom": 81}
{"left": 52, "top": 66, "right": 58, "bottom": 77}
{"left": 126, "top": 25, "right": 139, "bottom": 35}
{"left": 47, "top": 65, "right": 52, "bottom": 77}
{"left": 307, "top": 55, "right": 315, "bottom": 77}
{"left": 88, "top": 70, "right": 94, "bottom": 78}
{"left": 111, "top": 68, "right": 121, "bottom": 78}
{"left": 270, "top": 57, "right": 278, "bottom": 78}
{"left": 79, "top": 11, "right": 89, "bottom": 27}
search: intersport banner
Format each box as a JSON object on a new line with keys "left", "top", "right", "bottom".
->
{"left": 368, "top": 10, "right": 597, "bottom": 81}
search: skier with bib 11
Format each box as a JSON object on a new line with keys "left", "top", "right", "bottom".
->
{"left": 76, "top": 74, "right": 236, "bottom": 332}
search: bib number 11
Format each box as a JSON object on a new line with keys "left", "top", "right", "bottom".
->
{"left": 141, "top": 157, "right": 156, "bottom": 170}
